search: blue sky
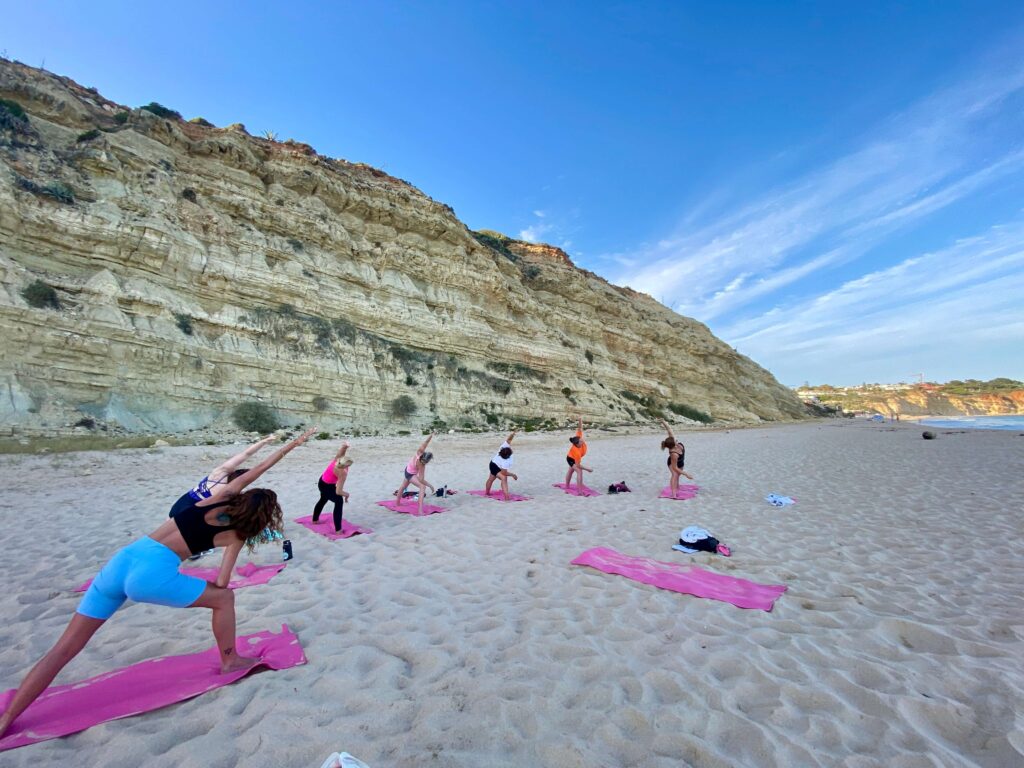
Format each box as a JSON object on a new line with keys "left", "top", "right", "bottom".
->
{"left": 5, "top": 1, "right": 1024, "bottom": 386}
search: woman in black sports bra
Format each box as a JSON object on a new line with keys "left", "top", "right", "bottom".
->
{"left": 660, "top": 419, "right": 695, "bottom": 497}
{"left": 0, "top": 427, "right": 318, "bottom": 741}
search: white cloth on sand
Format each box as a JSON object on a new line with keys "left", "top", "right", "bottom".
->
{"left": 766, "top": 493, "right": 795, "bottom": 507}
{"left": 319, "top": 753, "right": 370, "bottom": 768}
{"left": 674, "top": 525, "right": 713, "bottom": 553}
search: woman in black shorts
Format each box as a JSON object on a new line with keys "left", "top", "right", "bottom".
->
{"left": 484, "top": 430, "right": 518, "bottom": 500}
{"left": 660, "top": 419, "right": 694, "bottom": 496}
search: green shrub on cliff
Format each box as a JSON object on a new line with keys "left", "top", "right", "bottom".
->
{"left": 15, "top": 176, "right": 74, "bottom": 204}
{"left": 232, "top": 402, "right": 282, "bottom": 432}
{"left": 668, "top": 402, "right": 713, "bottom": 424}
{"left": 0, "top": 98, "right": 26, "bottom": 120}
{"left": 22, "top": 280, "right": 61, "bottom": 310}
{"left": 391, "top": 395, "right": 417, "bottom": 419}
{"left": 140, "top": 102, "right": 182, "bottom": 120}
{"left": 472, "top": 230, "right": 518, "bottom": 263}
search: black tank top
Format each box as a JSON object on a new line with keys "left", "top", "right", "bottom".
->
{"left": 173, "top": 498, "right": 236, "bottom": 555}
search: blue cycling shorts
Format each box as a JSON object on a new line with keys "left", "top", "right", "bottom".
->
{"left": 77, "top": 537, "right": 208, "bottom": 620}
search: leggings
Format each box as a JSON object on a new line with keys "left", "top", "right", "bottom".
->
{"left": 313, "top": 478, "right": 344, "bottom": 531}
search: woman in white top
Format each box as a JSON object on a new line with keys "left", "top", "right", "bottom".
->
{"left": 484, "top": 430, "right": 518, "bottom": 500}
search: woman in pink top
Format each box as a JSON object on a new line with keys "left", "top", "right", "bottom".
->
{"left": 393, "top": 433, "right": 436, "bottom": 516}
{"left": 312, "top": 442, "right": 352, "bottom": 532}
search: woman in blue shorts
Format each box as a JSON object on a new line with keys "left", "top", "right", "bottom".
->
{"left": 0, "top": 427, "right": 317, "bottom": 740}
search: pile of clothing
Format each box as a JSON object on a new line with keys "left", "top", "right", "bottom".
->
{"left": 673, "top": 526, "right": 730, "bottom": 556}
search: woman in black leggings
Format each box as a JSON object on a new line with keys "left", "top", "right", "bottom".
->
{"left": 312, "top": 442, "right": 352, "bottom": 532}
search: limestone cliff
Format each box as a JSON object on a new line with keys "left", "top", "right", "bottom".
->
{"left": 819, "top": 390, "right": 1024, "bottom": 418}
{"left": 0, "top": 61, "right": 806, "bottom": 435}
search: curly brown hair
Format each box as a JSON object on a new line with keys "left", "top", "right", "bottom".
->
{"left": 661, "top": 437, "right": 676, "bottom": 450}
{"left": 222, "top": 488, "right": 283, "bottom": 551}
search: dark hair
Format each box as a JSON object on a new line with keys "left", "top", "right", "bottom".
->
{"left": 420, "top": 451, "right": 434, "bottom": 464}
{"left": 569, "top": 436, "right": 581, "bottom": 446}
{"left": 661, "top": 437, "right": 676, "bottom": 450}
{"left": 498, "top": 446, "right": 513, "bottom": 459}
{"left": 227, "top": 468, "right": 250, "bottom": 482}
{"left": 223, "top": 488, "right": 283, "bottom": 552}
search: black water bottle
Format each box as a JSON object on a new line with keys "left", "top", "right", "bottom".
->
{"left": 282, "top": 540, "right": 293, "bottom": 561}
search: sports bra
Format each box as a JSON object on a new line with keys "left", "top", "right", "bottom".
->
{"left": 173, "top": 498, "right": 236, "bottom": 555}
{"left": 187, "top": 474, "right": 229, "bottom": 502}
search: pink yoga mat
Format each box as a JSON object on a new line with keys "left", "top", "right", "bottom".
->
{"left": 376, "top": 499, "right": 446, "bottom": 516}
{"left": 571, "top": 547, "right": 787, "bottom": 611}
{"left": 74, "top": 562, "right": 287, "bottom": 593}
{"left": 660, "top": 484, "right": 699, "bottom": 500}
{"left": 294, "top": 515, "right": 373, "bottom": 540}
{"left": 0, "top": 624, "right": 306, "bottom": 752}
{"left": 553, "top": 483, "right": 601, "bottom": 497}
{"left": 467, "top": 489, "right": 531, "bottom": 502}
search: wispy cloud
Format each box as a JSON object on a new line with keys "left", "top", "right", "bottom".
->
{"left": 518, "top": 222, "right": 552, "bottom": 242}
{"left": 605, "top": 41, "right": 1024, "bottom": 382}
{"left": 613, "top": 52, "right": 1024, "bottom": 316}
{"left": 518, "top": 208, "right": 578, "bottom": 250}
{"left": 723, "top": 221, "right": 1024, "bottom": 384}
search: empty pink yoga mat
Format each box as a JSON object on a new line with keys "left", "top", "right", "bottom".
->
{"left": 376, "top": 499, "right": 445, "bottom": 516}
{"left": 0, "top": 624, "right": 306, "bottom": 752}
{"left": 571, "top": 547, "right": 787, "bottom": 611}
{"left": 660, "top": 484, "right": 699, "bottom": 500}
{"left": 553, "top": 483, "right": 601, "bottom": 497}
{"left": 74, "top": 562, "right": 287, "bottom": 593}
{"left": 294, "top": 515, "right": 373, "bottom": 540}
{"left": 467, "top": 489, "right": 531, "bottom": 502}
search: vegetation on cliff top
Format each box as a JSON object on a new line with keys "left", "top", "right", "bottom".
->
{"left": 801, "top": 378, "right": 1022, "bottom": 397}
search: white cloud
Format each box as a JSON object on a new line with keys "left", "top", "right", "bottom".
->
{"left": 518, "top": 222, "right": 552, "bottom": 243}
{"left": 612, "top": 52, "right": 1024, "bottom": 322}
{"left": 603, "top": 42, "right": 1024, "bottom": 382}
{"left": 722, "top": 221, "right": 1024, "bottom": 383}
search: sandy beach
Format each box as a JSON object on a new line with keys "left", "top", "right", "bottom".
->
{"left": 0, "top": 420, "right": 1022, "bottom": 767}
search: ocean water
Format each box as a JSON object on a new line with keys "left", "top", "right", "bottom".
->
{"left": 920, "top": 415, "right": 1024, "bottom": 431}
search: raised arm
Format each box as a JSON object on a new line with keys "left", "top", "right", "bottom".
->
{"left": 577, "top": 415, "right": 584, "bottom": 434}
{"left": 505, "top": 429, "right": 517, "bottom": 444}
{"left": 418, "top": 433, "right": 435, "bottom": 453}
{"left": 334, "top": 441, "right": 350, "bottom": 460}
{"left": 220, "top": 428, "right": 318, "bottom": 496}
{"left": 212, "top": 434, "right": 279, "bottom": 478}
{"left": 660, "top": 419, "right": 675, "bottom": 440}
{"left": 215, "top": 538, "right": 244, "bottom": 588}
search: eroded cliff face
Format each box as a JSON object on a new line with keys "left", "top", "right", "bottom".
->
{"left": 842, "top": 390, "right": 1024, "bottom": 418}
{"left": 0, "top": 61, "right": 806, "bottom": 435}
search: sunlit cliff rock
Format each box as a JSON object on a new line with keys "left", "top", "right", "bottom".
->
{"left": 0, "top": 60, "right": 806, "bottom": 435}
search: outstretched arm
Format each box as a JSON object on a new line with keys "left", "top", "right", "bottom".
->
{"left": 211, "top": 435, "right": 278, "bottom": 479}
{"left": 660, "top": 419, "right": 674, "bottom": 439}
{"left": 215, "top": 539, "right": 245, "bottom": 588}
{"left": 577, "top": 414, "right": 584, "bottom": 434}
{"left": 219, "top": 428, "right": 318, "bottom": 496}
{"left": 506, "top": 429, "right": 517, "bottom": 444}
{"left": 334, "top": 441, "right": 350, "bottom": 460}
{"left": 418, "top": 433, "right": 435, "bottom": 453}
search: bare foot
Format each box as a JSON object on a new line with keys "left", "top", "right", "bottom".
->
{"left": 220, "top": 654, "right": 259, "bottom": 674}
{"left": 584, "top": 467, "right": 594, "bottom": 473}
